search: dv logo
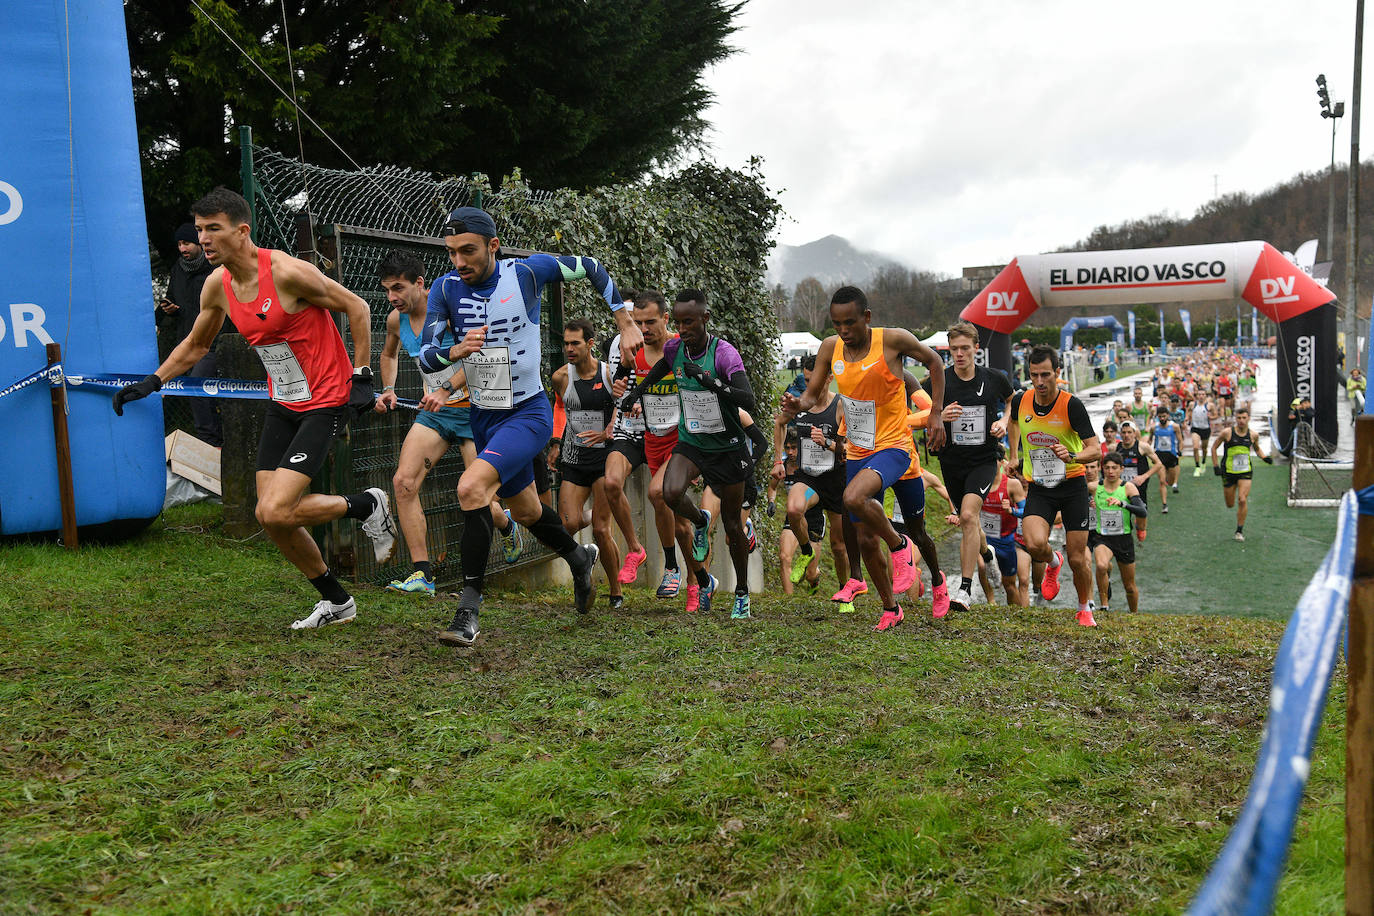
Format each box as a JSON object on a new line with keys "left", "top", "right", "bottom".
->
{"left": 1260, "top": 276, "right": 1299, "bottom": 305}
{"left": 986, "top": 291, "right": 1019, "bottom": 316}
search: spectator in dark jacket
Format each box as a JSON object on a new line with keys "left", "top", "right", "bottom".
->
{"left": 157, "top": 223, "right": 234, "bottom": 445}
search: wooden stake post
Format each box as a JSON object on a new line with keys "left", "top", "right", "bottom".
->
{"left": 46, "top": 343, "right": 78, "bottom": 549}
{"left": 1352, "top": 414, "right": 1373, "bottom": 916}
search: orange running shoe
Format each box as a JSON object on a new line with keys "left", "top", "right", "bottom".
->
{"left": 1041, "top": 550, "right": 1063, "bottom": 601}
{"left": 1076, "top": 608, "right": 1097, "bottom": 627}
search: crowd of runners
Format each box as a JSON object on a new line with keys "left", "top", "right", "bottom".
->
{"left": 113, "top": 191, "right": 1275, "bottom": 644}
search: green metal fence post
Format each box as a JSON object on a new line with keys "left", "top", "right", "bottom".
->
{"left": 238, "top": 125, "right": 256, "bottom": 235}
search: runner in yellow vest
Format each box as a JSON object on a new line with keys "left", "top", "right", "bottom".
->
{"left": 1209, "top": 405, "right": 1271, "bottom": 541}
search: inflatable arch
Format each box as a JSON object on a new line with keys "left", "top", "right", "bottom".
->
{"left": 0, "top": 0, "right": 165, "bottom": 536}
{"left": 960, "top": 242, "right": 1339, "bottom": 448}
{"left": 1059, "top": 315, "right": 1125, "bottom": 353}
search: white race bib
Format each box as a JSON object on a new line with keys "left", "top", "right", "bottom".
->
{"left": 618, "top": 409, "right": 646, "bottom": 435}
{"left": 839, "top": 395, "right": 877, "bottom": 450}
{"left": 1120, "top": 466, "right": 1138, "bottom": 482}
{"left": 800, "top": 438, "right": 836, "bottom": 475}
{"left": 1030, "top": 447, "right": 1065, "bottom": 487}
{"left": 1231, "top": 452, "right": 1250, "bottom": 473}
{"left": 254, "top": 341, "right": 311, "bottom": 403}
{"left": 416, "top": 359, "right": 465, "bottom": 403}
{"left": 679, "top": 388, "right": 725, "bottom": 434}
{"left": 979, "top": 510, "right": 1001, "bottom": 537}
{"left": 952, "top": 405, "right": 986, "bottom": 446}
{"left": 1100, "top": 508, "right": 1125, "bottom": 535}
{"left": 568, "top": 409, "right": 608, "bottom": 448}
{"left": 464, "top": 347, "right": 512, "bottom": 409}
{"left": 1088, "top": 504, "right": 1098, "bottom": 530}
{"left": 643, "top": 393, "right": 680, "bottom": 432}
{"left": 892, "top": 499, "right": 904, "bottom": 525}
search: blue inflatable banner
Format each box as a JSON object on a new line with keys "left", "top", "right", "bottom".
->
{"left": 0, "top": 0, "right": 165, "bottom": 536}
{"left": 1186, "top": 489, "right": 1357, "bottom": 916}
{"left": 1127, "top": 310, "right": 1136, "bottom": 348}
{"left": 1180, "top": 309, "right": 1193, "bottom": 342}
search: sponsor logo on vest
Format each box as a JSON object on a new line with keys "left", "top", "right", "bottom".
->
{"left": 832, "top": 360, "right": 845, "bottom": 375}
{"left": 1295, "top": 334, "right": 1314, "bottom": 404}
{"left": 1027, "top": 431, "right": 1058, "bottom": 447}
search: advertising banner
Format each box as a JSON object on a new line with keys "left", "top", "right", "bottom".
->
{"left": 0, "top": 0, "right": 163, "bottom": 536}
{"left": 1180, "top": 309, "right": 1192, "bottom": 342}
{"left": 1274, "top": 303, "right": 1338, "bottom": 448}
{"left": 1127, "top": 310, "right": 1136, "bottom": 348}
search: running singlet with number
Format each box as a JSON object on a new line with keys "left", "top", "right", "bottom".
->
{"left": 1151, "top": 422, "right": 1179, "bottom": 455}
{"left": 419, "top": 254, "right": 623, "bottom": 410}
{"left": 224, "top": 248, "right": 351, "bottom": 411}
{"left": 1191, "top": 403, "right": 1210, "bottom": 430}
{"left": 1015, "top": 389, "right": 1089, "bottom": 488}
{"left": 794, "top": 396, "right": 843, "bottom": 477}
{"left": 1224, "top": 428, "right": 1255, "bottom": 475}
{"left": 1094, "top": 482, "right": 1134, "bottom": 536}
{"left": 398, "top": 313, "right": 468, "bottom": 406}
{"left": 832, "top": 327, "right": 911, "bottom": 460}
{"left": 980, "top": 475, "right": 1018, "bottom": 539}
{"left": 925, "top": 365, "right": 1013, "bottom": 464}
{"left": 637, "top": 343, "right": 681, "bottom": 437}
{"left": 1118, "top": 441, "right": 1143, "bottom": 483}
{"left": 667, "top": 335, "right": 747, "bottom": 451}
{"left": 557, "top": 361, "right": 614, "bottom": 467}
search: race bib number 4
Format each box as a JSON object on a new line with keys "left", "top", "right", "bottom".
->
{"left": 952, "top": 405, "right": 986, "bottom": 446}
{"left": 839, "top": 395, "right": 877, "bottom": 450}
{"left": 464, "top": 347, "right": 512, "bottom": 409}
{"left": 679, "top": 388, "right": 725, "bottom": 434}
{"left": 254, "top": 341, "right": 311, "bottom": 403}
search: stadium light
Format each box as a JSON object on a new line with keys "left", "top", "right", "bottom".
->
{"left": 1316, "top": 74, "right": 1344, "bottom": 264}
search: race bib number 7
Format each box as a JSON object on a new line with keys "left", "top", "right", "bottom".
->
{"left": 464, "top": 347, "right": 512, "bottom": 409}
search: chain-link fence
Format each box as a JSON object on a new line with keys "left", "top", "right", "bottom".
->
{"left": 247, "top": 146, "right": 567, "bottom": 588}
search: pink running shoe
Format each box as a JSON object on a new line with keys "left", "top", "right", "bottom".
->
{"left": 1076, "top": 608, "right": 1097, "bottom": 627}
{"left": 832, "top": 578, "right": 869, "bottom": 603}
{"left": 890, "top": 536, "right": 917, "bottom": 594}
{"left": 618, "top": 547, "right": 647, "bottom": 584}
{"left": 1041, "top": 550, "right": 1063, "bottom": 601}
{"left": 873, "top": 607, "right": 904, "bottom": 632}
{"left": 931, "top": 573, "right": 950, "bottom": 619}
{"left": 685, "top": 581, "right": 701, "bottom": 613}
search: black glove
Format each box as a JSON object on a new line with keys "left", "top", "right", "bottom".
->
{"left": 765, "top": 498, "right": 776, "bottom": 517}
{"left": 619, "top": 386, "right": 641, "bottom": 413}
{"left": 348, "top": 367, "right": 376, "bottom": 418}
{"left": 112, "top": 374, "right": 162, "bottom": 416}
{"left": 1262, "top": 455, "right": 1273, "bottom": 464}
{"left": 1213, "top": 465, "right": 1224, "bottom": 477}
{"left": 682, "top": 361, "right": 709, "bottom": 385}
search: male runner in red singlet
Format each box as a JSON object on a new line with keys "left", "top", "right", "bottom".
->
{"left": 114, "top": 188, "right": 396, "bottom": 630}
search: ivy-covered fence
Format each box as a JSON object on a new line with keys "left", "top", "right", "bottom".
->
{"left": 245, "top": 145, "right": 783, "bottom": 587}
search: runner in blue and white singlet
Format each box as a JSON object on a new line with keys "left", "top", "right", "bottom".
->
{"left": 418, "top": 207, "right": 643, "bottom": 647}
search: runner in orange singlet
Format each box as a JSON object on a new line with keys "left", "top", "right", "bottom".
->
{"left": 113, "top": 188, "right": 395, "bottom": 630}
{"left": 785, "top": 286, "right": 946, "bottom": 632}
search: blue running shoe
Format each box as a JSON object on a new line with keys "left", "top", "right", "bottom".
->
{"left": 692, "top": 509, "right": 712, "bottom": 563}
{"left": 731, "top": 592, "right": 752, "bottom": 619}
{"left": 698, "top": 573, "right": 719, "bottom": 613}
{"left": 386, "top": 570, "right": 435, "bottom": 596}
{"left": 500, "top": 509, "right": 522, "bottom": 563}
{"left": 656, "top": 567, "right": 682, "bottom": 598}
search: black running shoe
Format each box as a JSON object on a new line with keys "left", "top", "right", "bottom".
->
{"left": 573, "top": 544, "right": 599, "bottom": 614}
{"left": 608, "top": 594, "right": 624, "bottom": 611}
{"left": 438, "top": 606, "right": 479, "bottom": 646}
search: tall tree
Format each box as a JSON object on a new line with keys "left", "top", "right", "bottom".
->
{"left": 790, "top": 276, "right": 827, "bottom": 333}
{"left": 125, "top": 0, "right": 742, "bottom": 254}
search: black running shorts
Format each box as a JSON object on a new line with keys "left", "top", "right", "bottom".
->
{"left": 256, "top": 402, "right": 348, "bottom": 479}
{"left": 1023, "top": 476, "right": 1091, "bottom": 532}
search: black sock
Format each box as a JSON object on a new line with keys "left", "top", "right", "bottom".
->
{"left": 526, "top": 503, "right": 582, "bottom": 561}
{"left": 1237, "top": 525, "right": 1244, "bottom": 533}
{"left": 800, "top": 543, "right": 813, "bottom": 555}
{"left": 663, "top": 546, "right": 677, "bottom": 569}
{"left": 736, "top": 586, "right": 749, "bottom": 596}
{"left": 960, "top": 576, "right": 972, "bottom": 592}
{"left": 342, "top": 490, "right": 377, "bottom": 521}
{"left": 414, "top": 560, "right": 432, "bottom": 579}
{"left": 494, "top": 511, "right": 511, "bottom": 534}
{"left": 695, "top": 567, "right": 711, "bottom": 587}
{"left": 688, "top": 506, "right": 708, "bottom": 527}
{"left": 461, "top": 506, "right": 495, "bottom": 593}
{"left": 309, "top": 569, "right": 350, "bottom": 605}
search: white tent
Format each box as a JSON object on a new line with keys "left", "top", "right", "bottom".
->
{"left": 777, "top": 331, "right": 823, "bottom": 369}
{"left": 921, "top": 330, "right": 949, "bottom": 349}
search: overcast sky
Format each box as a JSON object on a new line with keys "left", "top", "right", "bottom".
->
{"left": 700, "top": 0, "right": 1364, "bottom": 277}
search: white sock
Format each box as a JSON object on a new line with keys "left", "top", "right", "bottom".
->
{"left": 1079, "top": 602, "right": 1089, "bottom": 613}
{"left": 1049, "top": 552, "right": 1062, "bottom": 569}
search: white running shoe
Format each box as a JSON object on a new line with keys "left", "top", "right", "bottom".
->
{"left": 950, "top": 585, "right": 973, "bottom": 613}
{"left": 291, "top": 597, "right": 357, "bottom": 629}
{"left": 1234, "top": 531, "right": 1245, "bottom": 542}
{"left": 361, "top": 487, "right": 397, "bottom": 562}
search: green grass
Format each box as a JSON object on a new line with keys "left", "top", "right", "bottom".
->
{"left": 0, "top": 501, "right": 1346, "bottom": 914}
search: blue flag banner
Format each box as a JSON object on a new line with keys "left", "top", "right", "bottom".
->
{"left": 0, "top": 0, "right": 164, "bottom": 535}
{"left": 1186, "top": 489, "right": 1358, "bottom": 916}
{"left": 1159, "top": 305, "right": 1167, "bottom": 348}
{"left": 1180, "top": 309, "right": 1193, "bottom": 342}
{"left": 1127, "top": 310, "right": 1137, "bottom": 348}
{"left": 1252, "top": 310, "right": 1260, "bottom": 348}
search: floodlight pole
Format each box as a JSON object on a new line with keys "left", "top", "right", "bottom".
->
{"left": 1347, "top": 1, "right": 1364, "bottom": 373}
{"left": 1352, "top": 413, "right": 1373, "bottom": 916}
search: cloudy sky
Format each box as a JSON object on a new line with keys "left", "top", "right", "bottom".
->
{"left": 700, "top": 0, "right": 1363, "bottom": 276}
